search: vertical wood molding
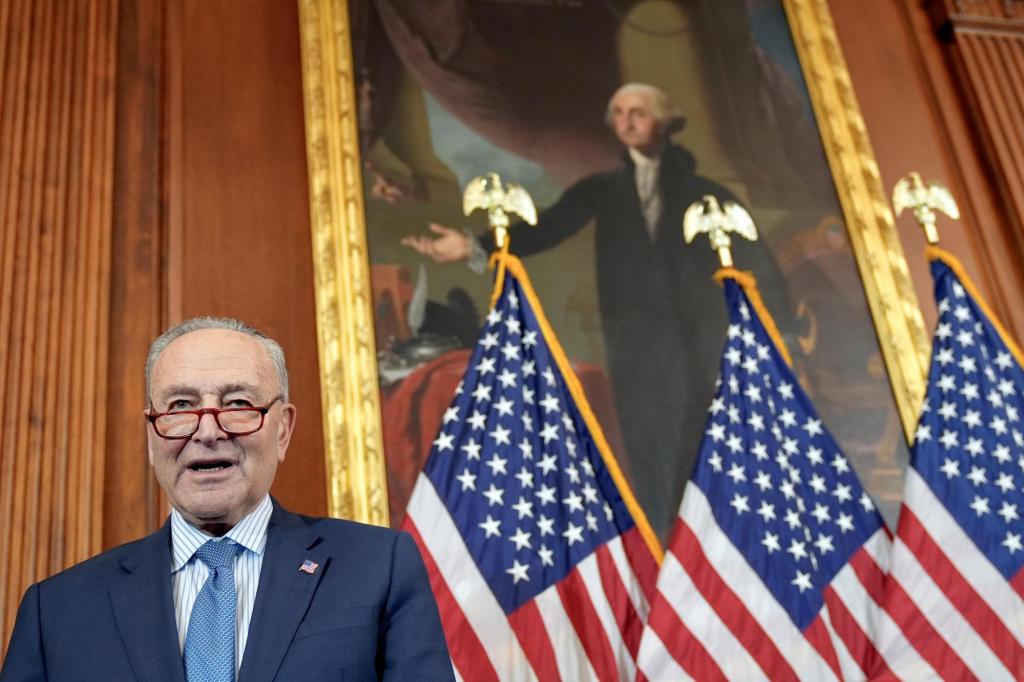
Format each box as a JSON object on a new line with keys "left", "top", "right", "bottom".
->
{"left": 957, "top": 32, "right": 1024, "bottom": 218}
{"left": 0, "top": 0, "right": 118, "bottom": 650}
{"left": 926, "top": 0, "right": 1024, "bottom": 333}
{"left": 104, "top": 0, "right": 167, "bottom": 550}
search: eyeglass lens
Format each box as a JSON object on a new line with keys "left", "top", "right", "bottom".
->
{"left": 155, "top": 409, "right": 262, "bottom": 437}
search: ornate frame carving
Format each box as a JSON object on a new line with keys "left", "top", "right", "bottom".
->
{"left": 298, "top": 0, "right": 389, "bottom": 524}
{"left": 298, "top": 0, "right": 929, "bottom": 523}
{"left": 783, "top": 0, "right": 931, "bottom": 435}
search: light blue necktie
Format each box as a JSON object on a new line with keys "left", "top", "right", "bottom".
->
{"left": 183, "top": 539, "right": 242, "bottom": 682}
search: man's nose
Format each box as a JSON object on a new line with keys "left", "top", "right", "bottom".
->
{"left": 192, "top": 411, "right": 228, "bottom": 443}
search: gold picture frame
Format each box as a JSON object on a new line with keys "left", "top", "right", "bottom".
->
{"left": 297, "top": 0, "right": 930, "bottom": 525}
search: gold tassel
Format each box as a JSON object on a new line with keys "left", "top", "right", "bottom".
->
{"left": 713, "top": 267, "right": 794, "bottom": 367}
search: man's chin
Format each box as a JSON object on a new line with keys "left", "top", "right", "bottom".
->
{"left": 173, "top": 490, "right": 242, "bottom": 526}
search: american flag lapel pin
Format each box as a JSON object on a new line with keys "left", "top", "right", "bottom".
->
{"left": 298, "top": 559, "right": 319, "bottom": 575}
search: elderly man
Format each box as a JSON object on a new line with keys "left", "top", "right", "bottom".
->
{"left": 1, "top": 318, "right": 454, "bottom": 681}
{"left": 404, "top": 83, "right": 787, "bottom": 539}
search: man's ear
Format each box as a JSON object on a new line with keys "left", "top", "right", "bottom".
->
{"left": 144, "top": 418, "right": 156, "bottom": 466}
{"left": 665, "top": 115, "right": 686, "bottom": 136}
{"left": 143, "top": 398, "right": 164, "bottom": 463}
{"left": 276, "top": 403, "right": 297, "bottom": 461}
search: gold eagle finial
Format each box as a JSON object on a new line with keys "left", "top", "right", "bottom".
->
{"left": 463, "top": 173, "right": 537, "bottom": 250}
{"left": 892, "top": 171, "right": 959, "bottom": 244}
{"left": 683, "top": 195, "right": 758, "bottom": 267}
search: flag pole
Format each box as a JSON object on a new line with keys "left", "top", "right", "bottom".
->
{"left": 500, "top": 253, "right": 665, "bottom": 563}
{"left": 638, "top": 194, "right": 896, "bottom": 679}
{"left": 682, "top": 194, "right": 758, "bottom": 269}
{"left": 712, "top": 268, "right": 794, "bottom": 367}
{"left": 488, "top": 242, "right": 511, "bottom": 309}
{"left": 464, "top": 172, "right": 665, "bottom": 561}
{"left": 682, "top": 196, "right": 791, "bottom": 365}
{"left": 460, "top": 172, "right": 537, "bottom": 308}
{"left": 890, "top": 171, "right": 1024, "bottom": 362}
{"left": 892, "top": 171, "right": 959, "bottom": 246}
{"left": 881, "top": 174, "right": 1024, "bottom": 677}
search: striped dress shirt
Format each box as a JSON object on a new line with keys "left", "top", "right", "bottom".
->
{"left": 170, "top": 494, "right": 272, "bottom": 674}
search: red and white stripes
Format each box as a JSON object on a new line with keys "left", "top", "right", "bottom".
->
{"left": 404, "top": 473, "right": 656, "bottom": 681}
{"left": 635, "top": 484, "right": 896, "bottom": 681}
{"left": 403, "top": 467, "right": 1024, "bottom": 681}
{"left": 880, "top": 469, "right": 1024, "bottom": 680}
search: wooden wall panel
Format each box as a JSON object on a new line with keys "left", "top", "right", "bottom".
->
{"left": 0, "top": 0, "right": 117, "bottom": 650}
{"left": 168, "top": 0, "right": 326, "bottom": 516}
{"left": 104, "top": 0, "right": 167, "bottom": 549}
{"left": 956, "top": 30, "right": 1024, "bottom": 247}
{"left": 934, "top": 0, "right": 1024, "bottom": 339}
{"left": 829, "top": 0, "right": 1024, "bottom": 341}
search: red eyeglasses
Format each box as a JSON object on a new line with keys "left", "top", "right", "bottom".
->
{"left": 146, "top": 398, "right": 282, "bottom": 439}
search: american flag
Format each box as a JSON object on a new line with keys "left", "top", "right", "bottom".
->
{"left": 879, "top": 249, "right": 1024, "bottom": 679}
{"left": 403, "top": 255, "right": 661, "bottom": 681}
{"left": 635, "top": 272, "right": 895, "bottom": 681}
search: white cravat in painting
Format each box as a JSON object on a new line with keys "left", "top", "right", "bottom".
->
{"left": 629, "top": 146, "right": 662, "bottom": 241}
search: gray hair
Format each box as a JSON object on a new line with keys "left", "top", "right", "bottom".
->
{"left": 145, "top": 317, "right": 289, "bottom": 404}
{"left": 605, "top": 82, "right": 685, "bottom": 133}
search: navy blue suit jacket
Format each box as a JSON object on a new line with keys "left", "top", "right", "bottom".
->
{"left": 1, "top": 502, "right": 454, "bottom": 681}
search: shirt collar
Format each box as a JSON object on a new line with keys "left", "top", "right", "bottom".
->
{"left": 170, "top": 495, "right": 273, "bottom": 573}
{"left": 628, "top": 146, "right": 662, "bottom": 169}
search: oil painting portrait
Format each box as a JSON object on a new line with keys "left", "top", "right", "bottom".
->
{"left": 341, "top": 0, "right": 910, "bottom": 538}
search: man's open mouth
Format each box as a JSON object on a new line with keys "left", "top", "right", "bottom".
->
{"left": 187, "top": 460, "right": 234, "bottom": 472}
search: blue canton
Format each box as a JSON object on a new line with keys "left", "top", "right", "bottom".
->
{"left": 423, "top": 271, "right": 637, "bottom": 614}
{"left": 692, "top": 279, "right": 886, "bottom": 629}
{"left": 913, "top": 260, "right": 1024, "bottom": 578}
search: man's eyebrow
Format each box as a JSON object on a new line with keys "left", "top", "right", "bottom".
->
{"left": 157, "top": 384, "right": 200, "bottom": 398}
{"left": 157, "top": 382, "right": 261, "bottom": 398}
{"left": 220, "top": 383, "right": 261, "bottom": 395}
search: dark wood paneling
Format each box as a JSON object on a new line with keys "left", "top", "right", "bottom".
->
{"left": 954, "top": 28, "right": 1024, "bottom": 290}
{"left": 169, "top": 0, "right": 325, "bottom": 516}
{"left": 829, "top": 0, "right": 1024, "bottom": 341}
{"left": 0, "top": 0, "right": 117, "bottom": 650}
{"left": 105, "top": 0, "right": 167, "bottom": 549}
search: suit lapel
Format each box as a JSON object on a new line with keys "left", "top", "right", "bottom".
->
{"left": 238, "top": 503, "right": 328, "bottom": 682}
{"left": 109, "top": 521, "right": 186, "bottom": 682}
{"left": 616, "top": 156, "right": 643, "bottom": 218}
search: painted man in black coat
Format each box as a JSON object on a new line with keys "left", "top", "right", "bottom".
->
{"left": 404, "top": 84, "right": 788, "bottom": 540}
